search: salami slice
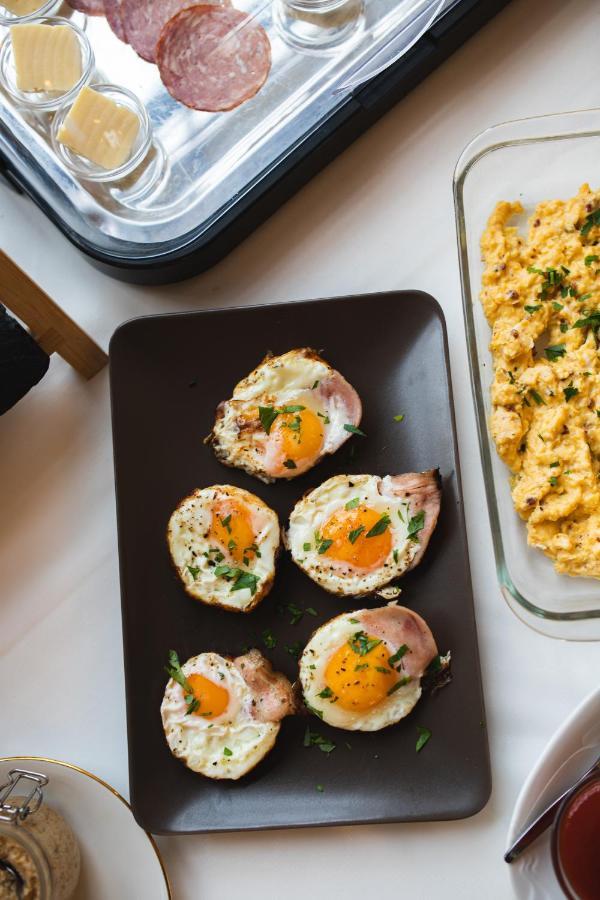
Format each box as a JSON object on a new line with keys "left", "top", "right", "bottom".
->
{"left": 122, "top": 0, "right": 229, "bottom": 63}
{"left": 157, "top": 6, "right": 271, "bottom": 112}
{"left": 104, "top": 0, "right": 127, "bottom": 41}
{"left": 66, "top": 0, "right": 104, "bottom": 13}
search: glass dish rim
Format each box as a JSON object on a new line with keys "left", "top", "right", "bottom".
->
{"left": 50, "top": 82, "right": 153, "bottom": 182}
{"left": 0, "top": 15, "right": 94, "bottom": 113}
{"left": 0, "top": 0, "right": 59, "bottom": 27}
{"left": 453, "top": 107, "right": 600, "bottom": 626}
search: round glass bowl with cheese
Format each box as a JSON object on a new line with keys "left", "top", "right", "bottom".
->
{"left": 0, "top": 17, "right": 93, "bottom": 111}
{"left": 0, "top": 0, "right": 60, "bottom": 29}
{"left": 51, "top": 83, "right": 153, "bottom": 182}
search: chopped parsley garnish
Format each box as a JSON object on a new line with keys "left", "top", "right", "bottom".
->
{"left": 580, "top": 293, "right": 593, "bottom": 302}
{"left": 563, "top": 382, "right": 579, "bottom": 402}
{"left": 228, "top": 539, "right": 236, "bottom": 550}
{"left": 285, "top": 641, "right": 303, "bottom": 659}
{"left": 387, "top": 677, "right": 410, "bottom": 695}
{"left": 348, "top": 618, "right": 359, "bottom": 624}
{"left": 354, "top": 663, "right": 369, "bottom": 672}
{"left": 348, "top": 631, "right": 382, "bottom": 656}
{"left": 545, "top": 344, "right": 566, "bottom": 361}
{"left": 220, "top": 514, "right": 232, "bottom": 533}
{"left": 316, "top": 785, "right": 324, "bottom": 792}
{"left": 393, "top": 414, "right": 405, "bottom": 422}
{"left": 317, "top": 537, "right": 333, "bottom": 555}
{"left": 303, "top": 542, "right": 311, "bottom": 552}
{"left": 230, "top": 571, "right": 259, "bottom": 594}
{"left": 307, "top": 607, "right": 317, "bottom": 616}
{"left": 549, "top": 461, "right": 560, "bottom": 468}
{"left": 560, "top": 322, "right": 569, "bottom": 333}
{"left": 311, "top": 380, "right": 319, "bottom": 390}
{"left": 262, "top": 629, "right": 277, "bottom": 649}
{"left": 186, "top": 565, "right": 200, "bottom": 580}
{"left": 281, "top": 405, "right": 306, "bottom": 413}
{"left": 585, "top": 254, "right": 600, "bottom": 266}
{"left": 344, "top": 424, "right": 366, "bottom": 436}
{"left": 317, "top": 412, "right": 330, "bottom": 424}
{"left": 388, "top": 644, "right": 409, "bottom": 667}
{"left": 549, "top": 476, "right": 558, "bottom": 487}
{"left": 393, "top": 549, "right": 399, "bottom": 564}
{"left": 258, "top": 406, "right": 279, "bottom": 434}
{"left": 304, "top": 728, "right": 335, "bottom": 753}
{"left": 524, "top": 304, "right": 542, "bottom": 314}
{"left": 283, "top": 459, "right": 297, "bottom": 469}
{"left": 348, "top": 525, "right": 365, "bottom": 544}
{"left": 366, "top": 513, "right": 391, "bottom": 538}
{"left": 407, "top": 510, "right": 425, "bottom": 541}
{"left": 529, "top": 389, "right": 545, "bottom": 406}
{"left": 223, "top": 747, "right": 233, "bottom": 757}
{"left": 416, "top": 726, "right": 432, "bottom": 753}
{"left": 527, "top": 265, "right": 568, "bottom": 300}
{"left": 375, "top": 666, "right": 391, "bottom": 674}
{"left": 580, "top": 208, "right": 600, "bottom": 236}
{"left": 345, "top": 497, "right": 360, "bottom": 510}
{"left": 573, "top": 310, "right": 600, "bottom": 329}
{"left": 552, "top": 301, "right": 564, "bottom": 311}
{"left": 397, "top": 506, "right": 405, "bottom": 522}
{"left": 165, "top": 650, "right": 200, "bottom": 715}
{"left": 318, "top": 686, "right": 334, "bottom": 699}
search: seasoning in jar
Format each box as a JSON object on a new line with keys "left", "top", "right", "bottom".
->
{"left": 0, "top": 770, "right": 80, "bottom": 900}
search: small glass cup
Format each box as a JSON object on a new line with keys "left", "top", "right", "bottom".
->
{"left": 51, "top": 83, "right": 152, "bottom": 182}
{"left": 0, "top": 0, "right": 60, "bottom": 28}
{"left": 273, "top": 0, "right": 364, "bottom": 52}
{"left": 0, "top": 16, "right": 93, "bottom": 112}
{"left": 551, "top": 770, "right": 600, "bottom": 899}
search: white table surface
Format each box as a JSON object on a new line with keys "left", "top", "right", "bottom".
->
{"left": 1, "top": 0, "right": 599, "bottom": 897}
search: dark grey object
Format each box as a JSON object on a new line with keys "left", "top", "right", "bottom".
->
{"left": 0, "top": 304, "right": 49, "bottom": 414}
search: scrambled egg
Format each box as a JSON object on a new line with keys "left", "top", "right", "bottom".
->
{"left": 480, "top": 184, "right": 600, "bottom": 579}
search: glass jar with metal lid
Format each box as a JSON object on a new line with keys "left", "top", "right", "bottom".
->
{"left": 0, "top": 769, "right": 80, "bottom": 900}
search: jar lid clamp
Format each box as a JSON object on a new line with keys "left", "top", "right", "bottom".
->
{"left": 0, "top": 769, "right": 48, "bottom": 824}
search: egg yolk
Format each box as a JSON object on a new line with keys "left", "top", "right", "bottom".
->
{"left": 187, "top": 673, "right": 229, "bottom": 720}
{"left": 321, "top": 505, "right": 392, "bottom": 569}
{"left": 209, "top": 498, "right": 256, "bottom": 565}
{"left": 324, "top": 639, "right": 397, "bottom": 712}
{"left": 274, "top": 408, "right": 324, "bottom": 467}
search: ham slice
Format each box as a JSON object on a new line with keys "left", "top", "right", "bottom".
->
{"left": 234, "top": 649, "right": 296, "bottom": 723}
{"left": 385, "top": 469, "right": 441, "bottom": 569}
{"left": 358, "top": 604, "right": 438, "bottom": 679}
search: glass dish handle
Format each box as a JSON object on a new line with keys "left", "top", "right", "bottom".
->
{"left": 336, "top": 0, "right": 446, "bottom": 95}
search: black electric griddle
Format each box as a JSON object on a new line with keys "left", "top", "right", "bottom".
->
{"left": 0, "top": 0, "right": 511, "bottom": 283}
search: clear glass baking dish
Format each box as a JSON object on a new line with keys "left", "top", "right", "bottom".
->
{"left": 454, "top": 109, "right": 600, "bottom": 641}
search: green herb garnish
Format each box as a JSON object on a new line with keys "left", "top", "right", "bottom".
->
{"left": 407, "top": 510, "right": 425, "bottom": 541}
{"left": 348, "top": 631, "right": 382, "bottom": 656}
{"left": 393, "top": 414, "right": 405, "bottom": 422}
{"left": 581, "top": 208, "right": 600, "bottom": 236}
{"left": 585, "top": 254, "right": 600, "bottom": 266}
{"left": 165, "top": 650, "right": 200, "bottom": 715}
{"left": 416, "top": 726, "right": 431, "bottom": 753}
{"left": 545, "top": 344, "right": 566, "bottom": 361}
{"left": 283, "top": 459, "right": 297, "bottom": 469}
{"left": 258, "top": 406, "right": 279, "bottom": 434}
{"left": 388, "top": 644, "right": 409, "bottom": 667}
{"left": 186, "top": 565, "right": 200, "bottom": 579}
{"left": 366, "top": 513, "right": 391, "bottom": 538}
{"left": 524, "top": 304, "right": 542, "bottom": 314}
{"left": 387, "top": 677, "right": 410, "bottom": 695}
{"left": 318, "top": 687, "right": 334, "bottom": 699}
{"left": 345, "top": 497, "right": 360, "bottom": 510}
{"left": 344, "top": 424, "right": 366, "bottom": 436}
{"left": 262, "top": 629, "right": 277, "bottom": 649}
{"left": 563, "top": 382, "right": 579, "bottom": 401}
{"left": 348, "top": 525, "right": 365, "bottom": 544}
{"left": 223, "top": 747, "right": 232, "bottom": 757}
{"left": 529, "top": 389, "right": 546, "bottom": 406}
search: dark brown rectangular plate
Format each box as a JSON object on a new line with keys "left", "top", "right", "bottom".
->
{"left": 109, "top": 291, "right": 490, "bottom": 835}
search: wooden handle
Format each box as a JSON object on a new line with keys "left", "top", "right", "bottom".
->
{"left": 0, "top": 250, "right": 107, "bottom": 379}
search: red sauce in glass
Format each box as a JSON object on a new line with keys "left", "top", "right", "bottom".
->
{"left": 558, "top": 780, "right": 600, "bottom": 900}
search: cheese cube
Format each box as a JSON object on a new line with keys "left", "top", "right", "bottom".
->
{"left": 57, "top": 87, "right": 140, "bottom": 170}
{"left": 1, "top": 0, "right": 45, "bottom": 16}
{"left": 11, "top": 23, "right": 82, "bottom": 92}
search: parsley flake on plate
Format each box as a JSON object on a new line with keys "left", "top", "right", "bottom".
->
{"left": 416, "top": 726, "right": 432, "bottom": 753}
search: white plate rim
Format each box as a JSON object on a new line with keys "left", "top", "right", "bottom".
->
{"left": 506, "top": 684, "right": 600, "bottom": 898}
{"left": 0, "top": 755, "right": 172, "bottom": 899}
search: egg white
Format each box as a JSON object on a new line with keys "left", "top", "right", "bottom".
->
{"left": 299, "top": 613, "right": 422, "bottom": 732}
{"left": 287, "top": 474, "right": 419, "bottom": 596}
{"left": 210, "top": 350, "right": 359, "bottom": 482}
{"left": 161, "top": 653, "right": 280, "bottom": 780}
{"left": 167, "top": 485, "right": 279, "bottom": 612}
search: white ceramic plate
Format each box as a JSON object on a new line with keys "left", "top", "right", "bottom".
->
{"left": 506, "top": 686, "right": 600, "bottom": 899}
{"left": 0, "top": 757, "right": 171, "bottom": 899}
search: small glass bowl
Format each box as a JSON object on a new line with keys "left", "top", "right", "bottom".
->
{"left": 0, "top": 16, "right": 93, "bottom": 112}
{"left": 51, "top": 83, "right": 152, "bottom": 182}
{"left": 0, "top": 0, "right": 60, "bottom": 28}
{"left": 273, "top": 0, "right": 364, "bottom": 52}
{"left": 551, "top": 770, "right": 600, "bottom": 899}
